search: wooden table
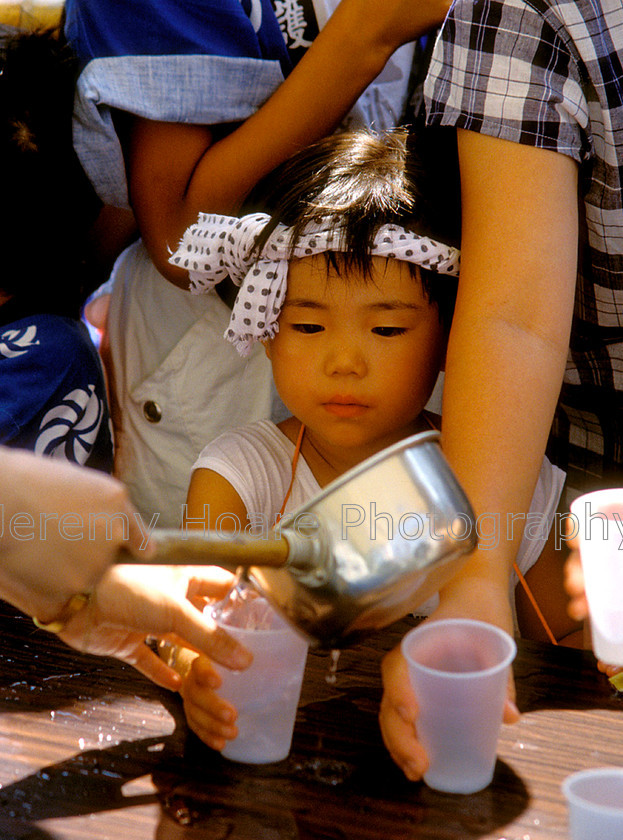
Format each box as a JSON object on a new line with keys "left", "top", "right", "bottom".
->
{"left": 0, "top": 601, "right": 621, "bottom": 840}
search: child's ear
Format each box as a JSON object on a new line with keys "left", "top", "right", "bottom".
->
{"left": 263, "top": 340, "right": 272, "bottom": 360}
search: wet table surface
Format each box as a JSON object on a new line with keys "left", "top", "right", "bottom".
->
{"left": 0, "top": 600, "right": 622, "bottom": 840}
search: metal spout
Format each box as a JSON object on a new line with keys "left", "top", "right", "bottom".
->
{"left": 116, "top": 528, "right": 292, "bottom": 571}
{"left": 115, "top": 526, "right": 331, "bottom": 580}
{"left": 279, "top": 526, "right": 332, "bottom": 585}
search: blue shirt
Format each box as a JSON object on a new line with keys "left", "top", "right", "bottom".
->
{"left": 65, "top": 0, "right": 291, "bottom": 69}
{"left": 65, "top": 0, "right": 296, "bottom": 207}
{"left": 0, "top": 310, "right": 113, "bottom": 472}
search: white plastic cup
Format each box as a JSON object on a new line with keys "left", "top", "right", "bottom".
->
{"left": 401, "top": 618, "right": 516, "bottom": 794}
{"left": 212, "top": 598, "right": 309, "bottom": 764}
{"left": 563, "top": 767, "right": 623, "bottom": 839}
{"left": 570, "top": 489, "right": 623, "bottom": 665}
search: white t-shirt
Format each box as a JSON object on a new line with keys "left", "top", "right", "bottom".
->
{"left": 193, "top": 419, "right": 320, "bottom": 527}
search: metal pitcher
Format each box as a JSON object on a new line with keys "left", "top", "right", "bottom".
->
{"left": 117, "top": 430, "right": 477, "bottom": 648}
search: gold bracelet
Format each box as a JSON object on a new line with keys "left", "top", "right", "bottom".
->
{"left": 32, "top": 592, "right": 91, "bottom": 634}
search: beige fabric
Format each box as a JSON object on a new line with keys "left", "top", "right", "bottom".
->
{"left": 106, "top": 240, "right": 275, "bottom": 527}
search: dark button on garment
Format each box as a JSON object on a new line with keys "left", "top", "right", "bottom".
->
{"left": 143, "top": 400, "right": 162, "bottom": 423}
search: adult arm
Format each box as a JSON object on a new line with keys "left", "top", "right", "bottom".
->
{"left": 0, "top": 449, "right": 251, "bottom": 686}
{"left": 380, "top": 130, "right": 580, "bottom": 778}
{"left": 126, "top": 0, "right": 452, "bottom": 284}
{"left": 0, "top": 447, "right": 147, "bottom": 620}
{"left": 439, "top": 130, "right": 579, "bottom": 625}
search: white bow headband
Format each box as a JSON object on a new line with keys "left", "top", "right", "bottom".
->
{"left": 169, "top": 212, "right": 460, "bottom": 356}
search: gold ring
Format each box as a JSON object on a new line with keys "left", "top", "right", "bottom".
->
{"left": 32, "top": 592, "right": 91, "bottom": 634}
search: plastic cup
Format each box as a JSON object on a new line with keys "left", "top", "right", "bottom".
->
{"left": 401, "top": 618, "right": 516, "bottom": 794}
{"left": 563, "top": 767, "right": 623, "bottom": 839}
{"left": 570, "top": 489, "right": 623, "bottom": 665}
{"left": 212, "top": 596, "right": 309, "bottom": 764}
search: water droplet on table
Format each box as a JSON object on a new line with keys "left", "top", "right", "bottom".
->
{"left": 325, "top": 649, "right": 341, "bottom": 684}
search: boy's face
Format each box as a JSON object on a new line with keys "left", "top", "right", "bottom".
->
{"left": 265, "top": 255, "right": 447, "bottom": 455}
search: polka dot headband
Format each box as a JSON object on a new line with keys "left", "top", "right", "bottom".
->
{"left": 169, "top": 212, "right": 460, "bottom": 357}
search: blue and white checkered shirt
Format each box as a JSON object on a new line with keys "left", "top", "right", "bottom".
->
{"left": 425, "top": 0, "right": 623, "bottom": 497}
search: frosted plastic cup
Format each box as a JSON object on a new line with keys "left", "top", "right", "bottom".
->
{"left": 570, "top": 489, "right": 623, "bottom": 665}
{"left": 211, "top": 596, "right": 309, "bottom": 764}
{"left": 563, "top": 767, "right": 623, "bottom": 839}
{"left": 401, "top": 618, "right": 516, "bottom": 794}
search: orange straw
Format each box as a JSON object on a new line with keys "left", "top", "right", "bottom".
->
{"left": 275, "top": 422, "right": 306, "bottom": 523}
{"left": 513, "top": 561, "right": 558, "bottom": 645}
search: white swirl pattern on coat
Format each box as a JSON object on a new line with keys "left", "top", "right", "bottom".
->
{"left": 35, "top": 385, "right": 104, "bottom": 464}
{"left": 0, "top": 325, "right": 40, "bottom": 358}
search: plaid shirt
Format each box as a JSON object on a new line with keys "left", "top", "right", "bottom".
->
{"left": 424, "top": 0, "right": 623, "bottom": 499}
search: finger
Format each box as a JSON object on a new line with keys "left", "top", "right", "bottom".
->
{"left": 597, "top": 661, "right": 623, "bottom": 678}
{"left": 565, "top": 518, "right": 579, "bottom": 547}
{"left": 184, "top": 571, "right": 237, "bottom": 611}
{"left": 182, "top": 694, "right": 238, "bottom": 739}
{"left": 185, "top": 568, "right": 237, "bottom": 598}
{"left": 568, "top": 596, "right": 589, "bottom": 621}
{"left": 185, "top": 711, "right": 238, "bottom": 752}
{"left": 134, "top": 592, "right": 253, "bottom": 671}
{"left": 181, "top": 673, "right": 238, "bottom": 749}
{"left": 564, "top": 555, "right": 589, "bottom": 619}
{"left": 563, "top": 553, "right": 584, "bottom": 595}
{"left": 164, "top": 604, "right": 253, "bottom": 671}
{"left": 503, "top": 697, "right": 521, "bottom": 724}
{"left": 503, "top": 670, "right": 520, "bottom": 723}
{"left": 187, "top": 654, "right": 223, "bottom": 689}
{"left": 121, "top": 642, "right": 184, "bottom": 691}
{"left": 379, "top": 647, "right": 428, "bottom": 780}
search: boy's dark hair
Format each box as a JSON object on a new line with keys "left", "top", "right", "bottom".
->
{"left": 0, "top": 25, "right": 101, "bottom": 317}
{"left": 245, "top": 127, "right": 461, "bottom": 327}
